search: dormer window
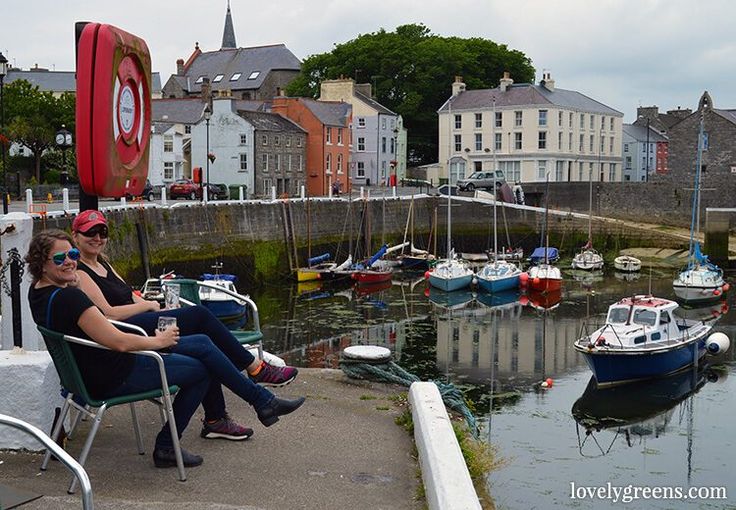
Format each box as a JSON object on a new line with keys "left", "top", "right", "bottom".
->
{"left": 230, "top": 73, "right": 241, "bottom": 81}
{"left": 213, "top": 74, "right": 224, "bottom": 83}
{"left": 247, "top": 71, "right": 260, "bottom": 80}
{"left": 195, "top": 76, "right": 205, "bottom": 84}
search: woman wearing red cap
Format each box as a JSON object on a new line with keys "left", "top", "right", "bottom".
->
{"left": 71, "top": 209, "right": 300, "bottom": 442}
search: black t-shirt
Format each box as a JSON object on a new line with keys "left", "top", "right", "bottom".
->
{"left": 28, "top": 285, "right": 134, "bottom": 398}
{"left": 77, "top": 259, "right": 135, "bottom": 306}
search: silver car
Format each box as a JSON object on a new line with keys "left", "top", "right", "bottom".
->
{"left": 456, "top": 170, "right": 506, "bottom": 192}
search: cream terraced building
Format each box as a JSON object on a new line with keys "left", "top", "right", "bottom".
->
{"left": 438, "top": 73, "right": 624, "bottom": 184}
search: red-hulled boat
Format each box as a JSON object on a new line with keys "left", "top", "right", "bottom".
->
{"left": 352, "top": 268, "right": 393, "bottom": 284}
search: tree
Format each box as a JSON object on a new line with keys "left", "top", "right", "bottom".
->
{"left": 3, "top": 80, "right": 75, "bottom": 183}
{"left": 286, "top": 24, "right": 535, "bottom": 165}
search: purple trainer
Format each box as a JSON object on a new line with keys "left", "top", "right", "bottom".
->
{"left": 200, "top": 415, "right": 254, "bottom": 441}
{"left": 251, "top": 362, "right": 298, "bottom": 387}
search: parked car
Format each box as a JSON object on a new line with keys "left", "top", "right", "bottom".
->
{"left": 169, "top": 179, "right": 201, "bottom": 200}
{"left": 126, "top": 179, "right": 155, "bottom": 201}
{"left": 457, "top": 170, "right": 506, "bottom": 192}
{"left": 208, "top": 183, "right": 230, "bottom": 200}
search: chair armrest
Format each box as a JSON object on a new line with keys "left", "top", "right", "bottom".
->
{"left": 108, "top": 319, "right": 148, "bottom": 337}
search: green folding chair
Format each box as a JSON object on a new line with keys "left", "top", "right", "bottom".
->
{"left": 37, "top": 323, "right": 186, "bottom": 493}
{"left": 164, "top": 278, "right": 264, "bottom": 358}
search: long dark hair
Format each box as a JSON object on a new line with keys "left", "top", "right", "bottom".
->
{"left": 25, "top": 230, "right": 74, "bottom": 282}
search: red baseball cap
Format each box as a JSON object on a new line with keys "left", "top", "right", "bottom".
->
{"left": 72, "top": 209, "right": 107, "bottom": 233}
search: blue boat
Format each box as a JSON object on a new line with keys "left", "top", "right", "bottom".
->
{"left": 529, "top": 247, "right": 559, "bottom": 265}
{"left": 573, "top": 295, "right": 716, "bottom": 386}
{"left": 476, "top": 260, "right": 522, "bottom": 293}
{"left": 199, "top": 272, "right": 247, "bottom": 330}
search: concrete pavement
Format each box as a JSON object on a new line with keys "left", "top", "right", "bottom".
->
{"left": 0, "top": 369, "right": 421, "bottom": 510}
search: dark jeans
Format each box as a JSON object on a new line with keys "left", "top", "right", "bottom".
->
{"left": 104, "top": 333, "right": 273, "bottom": 449}
{"left": 125, "top": 305, "right": 256, "bottom": 420}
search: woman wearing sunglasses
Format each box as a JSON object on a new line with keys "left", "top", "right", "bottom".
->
{"left": 71, "top": 210, "right": 301, "bottom": 442}
{"left": 27, "top": 230, "right": 305, "bottom": 468}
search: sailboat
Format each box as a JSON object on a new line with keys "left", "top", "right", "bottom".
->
{"left": 673, "top": 114, "right": 729, "bottom": 303}
{"left": 527, "top": 174, "right": 562, "bottom": 292}
{"left": 571, "top": 157, "right": 604, "bottom": 270}
{"left": 428, "top": 101, "right": 474, "bottom": 292}
{"left": 476, "top": 100, "right": 523, "bottom": 294}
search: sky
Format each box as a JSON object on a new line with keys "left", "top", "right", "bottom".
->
{"left": 3, "top": 0, "right": 736, "bottom": 122}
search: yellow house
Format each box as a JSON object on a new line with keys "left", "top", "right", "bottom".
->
{"left": 438, "top": 73, "right": 623, "bottom": 184}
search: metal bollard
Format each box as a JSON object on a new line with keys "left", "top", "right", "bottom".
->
{"left": 392, "top": 186, "right": 397, "bottom": 198}
{"left": 239, "top": 186, "right": 244, "bottom": 202}
{"left": 160, "top": 186, "right": 167, "bottom": 205}
{"left": 62, "top": 188, "right": 70, "bottom": 211}
{"left": 360, "top": 187, "right": 364, "bottom": 199}
{"left": 25, "top": 189, "right": 33, "bottom": 213}
{"left": 300, "top": 186, "right": 305, "bottom": 200}
{"left": 271, "top": 186, "right": 277, "bottom": 201}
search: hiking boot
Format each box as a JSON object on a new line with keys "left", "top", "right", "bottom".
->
{"left": 200, "top": 415, "right": 254, "bottom": 441}
{"left": 256, "top": 396, "right": 306, "bottom": 427}
{"left": 251, "top": 362, "right": 298, "bottom": 387}
{"left": 153, "top": 446, "right": 203, "bottom": 468}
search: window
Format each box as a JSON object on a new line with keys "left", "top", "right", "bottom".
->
{"left": 580, "top": 113, "right": 585, "bottom": 128}
{"left": 609, "top": 163, "right": 616, "bottom": 181}
{"left": 624, "top": 143, "right": 629, "bottom": 153}
{"left": 495, "top": 112, "right": 502, "bottom": 128}
{"left": 213, "top": 74, "right": 224, "bottom": 83}
{"left": 337, "top": 129, "right": 343, "bottom": 145}
{"left": 391, "top": 119, "right": 396, "bottom": 129}
{"left": 326, "top": 153, "right": 331, "bottom": 173}
{"left": 625, "top": 156, "right": 632, "bottom": 169}
{"left": 538, "top": 110, "right": 548, "bottom": 126}
{"left": 337, "top": 154, "right": 343, "bottom": 173}
{"left": 600, "top": 136, "right": 605, "bottom": 154}
{"left": 499, "top": 161, "right": 521, "bottom": 182}
{"left": 195, "top": 76, "right": 205, "bottom": 84}
{"left": 286, "top": 154, "right": 292, "bottom": 172}
{"left": 568, "top": 132, "right": 572, "bottom": 151}
{"left": 274, "top": 135, "right": 280, "bottom": 146}
{"left": 262, "top": 134, "right": 268, "bottom": 146}
{"left": 633, "top": 309, "right": 657, "bottom": 327}
{"left": 569, "top": 112, "right": 573, "bottom": 128}
{"left": 589, "top": 114, "right": 594, "bottom": 129}
{"left": 454, "top": 114, "right": 462, "bottom": 129}
{"left": 382, "top": 118, "right": 387, "bottom": 129}
{"left": 557, "top": 132, "right": 562, "bottom": 150}
{"left": 495, "top": 133, "right": 502, "bottom": 151}
{"left": 239, "top": 153, "right": 247, "bottom": 172}
{"left": 454, "top": 134, "right": 462, "bottom": 152}
{"left": 240, "top": 134, "right": 247, "bottom": 145}
{"left": 247, "top": 71, "right": 260, "bottom": 80}
{"left": 274, "top": 154, "right": 281, "bottom": 171}
{"left": 475, "top": 113, "right": 482, "bottom": 128}
{"left": 357, "top": 117, "right": 366, "bottom": 128}
{"left": 230, "top": 73, "right": 242, "bottom": 81}
{"left": 610, "top": 117, "right": 614, "bottom": 131}
{"left": 185, "top": 125, "right": 191, "bottom": 134}
{"left": 381, "top": 160, "right": 387, "bottom": 177}
{"left": 609, "top": 137, "right": 614, "bottom": 154}
{"left": 537, "top": 160, "right": 547, "bottom": 180}
{"left": 578, "top": 162, "right": 584, "bottom": 181}
{"left": 558, "top": 111, "right": 563, "bottom": 127}
{"left": 163, "top": 135, "right": 173, "bottom": 152}
{"left": 589, "top": 135, "right": 594, "bottom": 152}
{"left": 286, "top": 136, "right": 291, "bottom": 147}
{"left": 538, "top": 131, "right": 547, "bottom": 150}
{"left": 475, "top": 133, "right": 482, "bottom": 151}
{"left": 514, "top": 132, "right": 522, "bottom": 150}
{"left": 326, "top": 128, "right": 331, "bottom": 144}
{"left": 390, "top": 138, "right": 395, "bottom": 154}
{"left": 297, "top": 154, "right": 303, "bottom": 172}
{"left": 579, "top": 134, "right": 584, "bottom": 152}
{"left": 296, "top": 136, "right": 302, "bottom": 148}
{"left": 382, "top": 137, "right": 386, "bottom": 153}
{"left": 358, "top": 137, "right": 365, "bottom": 151}
{"left": 589, "top": 162, "right": 595, "bottom": 180}
{"left": 164, "top": 162, "right": 174, "bottom": 180}
{"left": 703, "top": 132, "right": 709, "bottom": 151}
{"left": 515, "top": 111, "right": 522, "bottom": 127}
{"left": 357, "top": 161, "right": 365, "bottom": 177}
{"left": 263, "top": 178, "right": 272, "bottom": 194}
{"left": 262, "top": 153, "right": 269, "bottom": 171}
{"left": 607, "top": 307, "right": 628, "bottom": 324}
{"left": 601, "top": 116, "right": 605, "bottom": 130}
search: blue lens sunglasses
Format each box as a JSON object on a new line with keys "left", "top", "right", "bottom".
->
{"left": 51, "top": 248, "right": 81, "bottom": 266}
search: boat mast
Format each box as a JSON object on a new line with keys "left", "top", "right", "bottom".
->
{"left": 492, "top": 98, "right": 498, "bottom": 263}
{"left": 688, "top": 114, "right": 704, "bottom": 264}
{"left": 447, "top": 99, "right": 453, "bottom": 259}
{"left": 544, "top": 172, "right": 550, "bottom": 265}
{"left": 307, "top": 197, "right": 311, "bottom": 262}
{"left": 589, "top": 136, "right": 594, "bottom": 244}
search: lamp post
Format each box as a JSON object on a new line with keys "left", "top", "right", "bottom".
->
{"left": 0, "top": 51, "right": 8, "bottom": 214}
{"left": 55, "top": 125, "right": 72, "bottom": 185}
{"left": 639, "top": 115, "right": 650, "bottom": 182}
{"left": 203, "top": 103, "right": 211, "bottom": 202}
{"left": 392, "top": 126, "right": 399, "bottom": 187}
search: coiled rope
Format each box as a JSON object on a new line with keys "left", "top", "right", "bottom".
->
{"left": 339, "top": 357, "right": 479, "bottom": 439}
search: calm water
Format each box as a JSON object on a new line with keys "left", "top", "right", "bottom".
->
{"left": 247, "top": 269, "right": 736, "bottom": 509}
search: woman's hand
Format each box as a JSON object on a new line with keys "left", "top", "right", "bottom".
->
{"left": 143, "top": 300, "right": 161, "bottom": 313}
{"left": 153, "top": 326, "right": 179, "bottom": 349}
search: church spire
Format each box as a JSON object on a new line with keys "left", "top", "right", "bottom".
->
{"left": 221, "top": 0, "right": 237, "bottom": 49}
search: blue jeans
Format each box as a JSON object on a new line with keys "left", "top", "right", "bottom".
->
{"left": 104, "top": 334, "right": 273, "bottom": 449}
{"left": 125, "top": 305, "right": 256, "bottom": 421}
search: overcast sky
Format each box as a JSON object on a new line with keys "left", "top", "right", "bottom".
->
{"left": 4, "top": 0, "right": 735, "bottom": 122}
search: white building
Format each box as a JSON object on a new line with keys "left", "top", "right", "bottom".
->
{"left": 438, "top": 73, "right": 624, "bottom": 184}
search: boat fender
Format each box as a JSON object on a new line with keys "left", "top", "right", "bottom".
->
{"left": 540, "top": 378, "right": 553, "bottom": 388}
{"left": 533, "top": 277, "right": 540, "bottom": 286}
{"left": 519, "top": 272, "right": 529, "bottom": 286}
{"left": 472, "top": 276, "right": 478, "bottom": 286}
{"left": 713, "top": 289, "right": 721, "bottom": 296}
{"left": 424, "top": 270, "right": 431, "bottom": 280}
{"left": 519, "top": 295, "right": 529, "bottom": 306}
{"left": 595, "top": 336, "right": 607, "bottom": 347}
{"left": 706, "top": 332, "right": 730, "bottom": 355}
{"left": 722, "top": 283, "right": 731, "bottom": 292}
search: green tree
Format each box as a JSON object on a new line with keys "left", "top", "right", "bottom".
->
{"left": 286, "top": 24, "right": 535, "bottom": 165}
{"left": 3, "top": 80, "right": 75, "bottom": 183}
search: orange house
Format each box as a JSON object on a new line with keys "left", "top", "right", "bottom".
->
{"left": 272, "top": 97, "right": 352, "bottom": 196}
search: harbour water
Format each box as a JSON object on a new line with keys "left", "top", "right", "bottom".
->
{"left": 246, "top": 269, "right": 734, "bottom": 509}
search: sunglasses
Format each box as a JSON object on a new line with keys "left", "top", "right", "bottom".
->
{"left": 51, "top": 248, "right": 81, "bottom": 266}
{"left": 79, "top": 226, "right": 108, "bottom": 239}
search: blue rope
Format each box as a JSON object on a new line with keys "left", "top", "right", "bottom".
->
{"left": 339, "top": 359, "right": 479, "bottom": 438}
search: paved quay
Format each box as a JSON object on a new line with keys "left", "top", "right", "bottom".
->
{"left": 0, "top": 369, "right": 422, "bottom": 510}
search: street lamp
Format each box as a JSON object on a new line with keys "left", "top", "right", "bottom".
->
{"left": 639, "top": 115, "right": 650, "bottom": 182}
{"left": 0, "top": 51, "right": 8, "bottom": 214}
{"left": 392, "top": 126, "right": 399, "bottom": 187}
{"left": 55, "top": 125, "right": 73, "bottom": 185}
{"left": 203, "top": 103, "right": 211, "bottom": 202}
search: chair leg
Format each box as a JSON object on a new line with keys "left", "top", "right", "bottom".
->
{"left": 129, "top": 403, "right": 145, "bottom": 455}
{"left": 68, "top": 405, "right": 106, "bottom": 494}
{"left": 162, "top": 393, "right": 186, "bottom": 482}
{"left": 67, "top": 405, "right": 88, "bottom": 440}
{"left": 42, "top": 396, "right": 72, "bottom": 471}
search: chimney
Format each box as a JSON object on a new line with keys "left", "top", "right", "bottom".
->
{"left": 666, "top": 106, "right": 692, "bottom": 120}
{"left": 201, "top": 77, "right": 212, "bottom": 104}
{"left": 355, "top": 83, "right": 372, "bottom": 98}
{"left": 176, "top": 58, "right": 184, "bottom": 75}
{"left": 499, "top": 72, "right": 513, "bottom": 92}
{"left": 540, "top": 71, "right": 555, "bottom": 92}
{"left": 451, "top": 76, "right": 466, "bottom": 97}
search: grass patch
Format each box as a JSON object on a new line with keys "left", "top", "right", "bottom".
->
{"left": 395, "top": 408, "right": 414, "bottom": 433}
{"left": 360, "top": 394, "right": 378, "bottom": 401}
{"left": 453, "top": 423, "right": 501, "bottom": 509}
{"left": 375, "top": 405, "right": 390, "bottom": 411}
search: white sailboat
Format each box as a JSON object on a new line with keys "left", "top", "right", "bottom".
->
{"left": 528, "top": 174, "right": 562, "bottom": 292}
{"left": 572, "top": 157, "right": 604, "bottom": 271}
{"left": 673, "top": 114, "right": 729, "bottom": 303}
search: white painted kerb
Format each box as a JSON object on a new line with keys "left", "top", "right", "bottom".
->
{"left": 409, "top": 381, "right": 481, "bottom": 510}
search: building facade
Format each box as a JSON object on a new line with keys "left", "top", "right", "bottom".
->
{"left": 622, "top": 124, "right": 668, "bottom": 181}
{"left": 319, "top": 78, "right": 407, "bottom": 186}
{"left": 438, "top": 73, "right": 624, "bottom": 184}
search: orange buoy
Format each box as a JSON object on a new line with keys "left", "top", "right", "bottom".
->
{"left": 545, "top": 377, "right": 553, "bottom": 387}
{"left": 519, "top": 272, "right": 529, "bottom": 285}
{"left": 424, "top": 270, "right": 431, "bottom": 280}
{"left": 519, "top": 295, "right": 529, "bottom": 306}
{"left": 714, "top": 289, "right": 721, "bottom": 296}
{"left": 723, "top": 283, "right": 730, "bottom": 292}
{"left": 533, "top": 277, "right": 541, "bottom": 285}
